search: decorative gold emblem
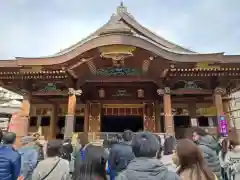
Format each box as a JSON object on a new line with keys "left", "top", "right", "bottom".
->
{"left": 99, "top": 45, "right": 136, "bottom": 66}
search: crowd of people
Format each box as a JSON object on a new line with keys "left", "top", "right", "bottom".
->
{"left": 0, "top": 127, "right": 239, "bottom": 180}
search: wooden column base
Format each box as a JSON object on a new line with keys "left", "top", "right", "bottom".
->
{"left": 65, "top": 94, "right": 76, "bottom": 139}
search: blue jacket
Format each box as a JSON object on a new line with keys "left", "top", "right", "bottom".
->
{"left": 0, "top": 144, "right": 21, "bottom": 180}
{"left": 18, "top": 146, "right": 38, "bottom": 180}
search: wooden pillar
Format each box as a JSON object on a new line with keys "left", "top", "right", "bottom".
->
{"left": 64, "top": 93, "right": 76, "bottom": 139}
{"left": 64, "top": 89, "right": 77, "bottom": 139}
{"left": 223, "top": 99, "right": 232, "bottom": 130}
{"left": 49, "top": 105, "right": 57, "bottom": 139}
{"left": 84, "top": 103, "right": 89, "bottom": 133}
{"left": 155, "top": 101, "right": 161, "bottom": 133}
{"left": 9, "top": 93, "right": 31, "bottom": 146}
{"left": 214, "top": 87, "right": 225, "bottom": 117}
{"left": 214, "top": 87, "right": 228, "bottom": 135}
{"left": 163, "top": 87, "right": 174, "bottom": 136}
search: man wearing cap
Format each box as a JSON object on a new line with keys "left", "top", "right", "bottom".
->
{"left": 18, "top": 136, "right": 39, "bottom": 180}
{"left": 116, "top": 132, "right": 180, "bottom": 180}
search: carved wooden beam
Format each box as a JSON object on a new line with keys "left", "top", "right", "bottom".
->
{"left": 172, "top": 89, "right": 212, "bottom": 95}
{"left": 37, "top": 97, "right": 58, "bottom": 105}
{"left": 65, "top": 69, "right": 77, "bottom": 89}
{"left": 86, "top": 59, "right": 97, "bottom": 74}
{"left": 32, "top": 90, "right": 68, "bottom": 96}
{"left": 160, "top": 69, "right": 169, "bottom": 78}
{"left": 66, "top": 69, "right": 77, "bottom": 79}
{"left": 69, "top": 57, "right": 96, "bottom": 70}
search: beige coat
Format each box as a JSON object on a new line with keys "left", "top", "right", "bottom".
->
{"left": 179, "top": 168, "right": 207, "bottom": 180}
{"left": 179, "top": 167, "right": 217, "bottom": 180}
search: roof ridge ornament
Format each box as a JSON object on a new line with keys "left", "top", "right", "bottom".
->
{"left": 117, "top": 1, "right": 127, "bottom": 14}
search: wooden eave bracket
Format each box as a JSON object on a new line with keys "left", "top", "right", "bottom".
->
{"left": 160, "top": 69, "right": 169, "bottom": 78}
{"left": 66, "top": 69, "right": 78, "bottom": 79}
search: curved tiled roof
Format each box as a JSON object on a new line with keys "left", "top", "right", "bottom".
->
{"left": 1, "top": 3, "right": 239, "bottom": 66}
{"left": 55, "top": 3, "right": 194, "bottom": 56}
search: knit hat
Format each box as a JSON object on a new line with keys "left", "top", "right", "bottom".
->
{"left": 132, "top": 131, "right": 159, "bottom": 158}
{"left": 46, "top": 140, "right": 62, "bottom": 157}
{"left": 47, "top": 139, "right": 62, "bottom": 149}
{"left": 20, "top": 136, "right": 36, "bottom": 145}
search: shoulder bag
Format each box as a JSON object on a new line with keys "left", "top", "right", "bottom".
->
{"left": 40, "top": 158, "right": 60, "bottom": 180}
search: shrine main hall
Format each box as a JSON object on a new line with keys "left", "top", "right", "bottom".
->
{"left": 2, "top": 4, "right": 240, "bottom": 140}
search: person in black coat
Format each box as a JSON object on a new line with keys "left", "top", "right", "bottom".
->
{"left": 109, "top": 130, "right": 135, "bottom": 179}
{"left": 60, "top": 139, "right": 73, "bottom": 162}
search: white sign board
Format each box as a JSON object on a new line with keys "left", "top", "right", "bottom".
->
{"left": 191, "top": 118, "right": 198, "bottom": 127}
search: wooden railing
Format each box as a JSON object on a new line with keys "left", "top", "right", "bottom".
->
{"left": 87, "top": 132, "right": 166, "bottom": 142}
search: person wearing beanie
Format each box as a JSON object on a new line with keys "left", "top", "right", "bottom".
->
{"left": 0, "top": 132, "right": 21, "bottom": 180}
{"left": 109, "top": 130, "right": 135, "bottom": 180}
{"left": 116, "top": 131, "right": 180, "bottom": 180}
{"left": 18, "top": 136, "right": 39, "bottom": 180}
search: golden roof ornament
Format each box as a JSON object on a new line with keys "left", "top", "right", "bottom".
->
{"left": 68, "top": 88, "right": 82, "bottom": 96}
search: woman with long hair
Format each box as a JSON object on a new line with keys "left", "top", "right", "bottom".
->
{"left": 219, "top": 138, "right": 229, "bottom": 180}
{"left": 76, "top": 145, "right": 108, "bottom": 180}
{"left": 177, "top": 139, "right": 216, "bottom": 180}
{"left": 224, "top": 130, "right": 240, "bottom": 180}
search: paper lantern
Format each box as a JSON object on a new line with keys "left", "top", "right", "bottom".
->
{"left": 137, "top": 89, "right": 144, "bottom": 98}
{"left": 98, "top": 89, "right": 105, "bottom": 98}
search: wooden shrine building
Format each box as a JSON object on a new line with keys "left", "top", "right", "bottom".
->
{"left": 2, "top": 4, "right": 240, "bottom": 140}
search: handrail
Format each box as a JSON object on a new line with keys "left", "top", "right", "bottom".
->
{"left": 87, "top": 132, "right": 166, "bottom": 141}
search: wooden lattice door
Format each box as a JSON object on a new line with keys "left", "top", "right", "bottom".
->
{"left": 89, "top": 103, "right": 101, "bottom": 132}
{"left": 143, "top": 103, "right": 156, "bottom": 132}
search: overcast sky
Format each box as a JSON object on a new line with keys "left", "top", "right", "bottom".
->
{"left": 0, "top": 0, "right": 240, "bottom": 59}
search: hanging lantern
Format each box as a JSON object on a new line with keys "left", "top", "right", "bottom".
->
{"left": 98, "top": 89, "right": 105, "bottom": 98}
{"left": 137, "top": 89, "right": 144, "bottom": 98}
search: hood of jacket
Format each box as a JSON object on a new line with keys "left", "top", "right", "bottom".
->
{"left": 118, "top": 140, "right": 132, "bottom": 146}
{"left": 125, "top": 157, "right": 177, "bottom": 180}
{"left": 198, "top": 135, "right": 218, "bottom": 151}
